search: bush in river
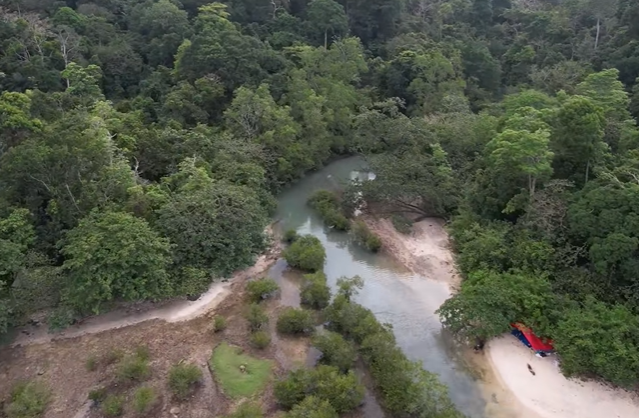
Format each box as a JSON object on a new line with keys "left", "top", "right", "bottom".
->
{"left": 286, "top": 396, "right": 338, "bottom": 418}
{"left": 5, "top": 381, "right": 51, "bottom": 418}
{"left": 325, "top": 279, "right": 462, "bottom": 418}
{"left": 300, "top": 271, "right": 331, "bottom": 310}
{"left": 246, "top": 278, "right": 279, "bottom": 303}
{"left": 311, "top": 331, "right": 357, "bottom": 372}
{"left": 308, "top": 190, "right": 350, "bottom": 231}
{"left": 283, "top": 235, "right": 326, "bottom": 272}
{"left": 274, "top": 365, "right": 364, "bottom": 413}
{"left": 351, "top": 220, "right": 382, "bottom": 252}
{"left": 168, "top": 363, "right": 202, "bottom": 400}
{"left": 283, "top": 229, "right": 299, "bottom": 243}
{"left": 276, "top": 307, "right": 314, "bottom": 335}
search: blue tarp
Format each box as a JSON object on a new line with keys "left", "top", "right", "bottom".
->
{"left": 511, "top": 328, "right": 532, "bottom": 349}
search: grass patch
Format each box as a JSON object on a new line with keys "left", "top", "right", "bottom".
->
{"left": 132, "top": 386, "right": 157, "bottom": 413}
{"left": 5, "top": 381, "right": 50, "bottom": 418}
{"left": 101, "top": 395, "right": 124, "bottom": 417}
{"left": 210, "top": 342, "right": 273, "bottom": 398}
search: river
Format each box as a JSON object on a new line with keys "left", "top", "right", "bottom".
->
{"left": 268, "top": 157, "right": 489, "bottom": 418}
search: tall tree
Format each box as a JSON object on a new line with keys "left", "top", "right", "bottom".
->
{"left": 60, "top": 210, "right": 172, "bottom": 314}
{"left": 306, "top": 0, "right": 348, "bottom": 49}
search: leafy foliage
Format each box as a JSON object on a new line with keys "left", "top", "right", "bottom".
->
{"left": 311, "top": 331, "right": 357, "bottom": 372}
{"left": 300, "top": 271, "right": 331, "bottom": 310}
{"left": 4, "top": 381, "right": 50, "bottom": 418}
{"left": 250, "top": 331, "right": 272, "bottom": 349}
{"left": 246, "top": 303, "right": 269, "bottom": 332}
{"left": 246, "top": 278, "right": 279, "bottom": 303}
{"left": 60, "top": 210, "right": 171, "bottom": 314}
{"left": 283, "top": 235, "right": 326, "bottom": 272}
{"left": 308, "top": 190, "right": 350, "bottom": 231}
{"left": 168, "top": 363, "right": 203, "bottom": 400}
{"left": 276, "top": 308, "right": 315, "bottom": 335}
{"left": 132, "top": 387, "right": 157, "bottom": 414}
{"left": 274, "top": 365, "right": 364, "bottom": 413}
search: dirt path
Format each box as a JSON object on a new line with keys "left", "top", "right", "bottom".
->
{"left": 365, "top": 215, "right": 639, "bottom": 418}
{"left": 13, "top": 246, "right": 280, "bottom": 347}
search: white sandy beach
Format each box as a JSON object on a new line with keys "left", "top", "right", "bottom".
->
{"left": 487, "top": 336, "right": 639, "bottom": 418}
{"left": 368, "top": 216, "right": 639, "bottom": 418}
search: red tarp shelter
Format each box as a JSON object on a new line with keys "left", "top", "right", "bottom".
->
{"left": 511, "top": 323, "right": 554, "bottom": 352}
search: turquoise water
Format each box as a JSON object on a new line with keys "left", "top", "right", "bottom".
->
{"left": 270, "top": 157, "right": 488, "bottom": 417}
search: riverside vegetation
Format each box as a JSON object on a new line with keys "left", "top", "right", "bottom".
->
{"left": 1, "top": 0, "right": 639, "bottom": 401}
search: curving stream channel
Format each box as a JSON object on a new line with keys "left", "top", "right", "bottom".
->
{"left": 268, "top": 157, "right": 491, "bottom": 418}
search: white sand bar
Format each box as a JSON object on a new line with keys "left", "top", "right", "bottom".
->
{"left": 488, "top": 335, "right": 639, "bottom": 418}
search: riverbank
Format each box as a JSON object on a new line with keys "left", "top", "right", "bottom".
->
{"left": 11, "top": 227, "right": 282, "bottom": 347}
{"left": 365, "top": 215, "right": 639, "bottom": 418}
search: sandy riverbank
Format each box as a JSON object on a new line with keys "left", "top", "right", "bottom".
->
{"left": 366, "top": 215, "right": 639, "bottom": 418}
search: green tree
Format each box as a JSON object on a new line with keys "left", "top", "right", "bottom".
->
{"left": 0, "top": 92, "right": 43, "bottom": 154}
{"left": 301, "top": 271, "right": 331, "bottom": 309}
{"left": 60, "top": 210, "right": 171, "bottom": 313}
{"left": 311, "top": 331, "right": 356, "bottom": 372}
{"left": 286, "top": 396, "right": 338, "bottom": 418}
{"left": 551, "top": 95, "right": 606, "bottom": 183}
{"left": 554, "top": 297, "right": 639, "bottom": 387}
{"left": 437, "top": 269, "right": 555, "bottom": 341}
{"left": 306, "top": 0, "right": 348, "bottom": 49}
{"left": 274, "top": 365, "right": 364, "bottom": 413}
{"left": 157, "top": 160, "right": 269, "bottom": 276}
{"left": 487, "top": 127, "right": 554, "bottom": 199}
{"left": 283, "top": 235, "right": 326, "bottom": 272}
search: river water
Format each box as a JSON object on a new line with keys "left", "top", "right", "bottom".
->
{"left": 269, "top": 157, "right": 489, "bottom": 418}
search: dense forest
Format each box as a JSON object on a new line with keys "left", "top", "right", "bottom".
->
{"left": 1, "top": 0, "right": 639, "bottom": 390}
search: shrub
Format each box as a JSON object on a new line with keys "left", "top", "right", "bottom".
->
{"left": 300, "top": 272, "right": 331, "bottom": 310}
{"left": 117, "top": 354, "right": 150, "bottom": 382}
{"left": 352, "top": 220, "right": 382, "bottom": 252}
{"left": 132, "top": 386, "right": 157, "bottom": 413}
{"left": 88, "top": 387, "right": 107, "bottom": 403}
{"left": 250, "top": 331, "right": 271, "bottom": 349}
{"left": 135, "top": 345, "right": 150, "bottom": 361}
{"left": 224, "top": 402, "right": 263, "bottom": 418}
{"left": 308, "top": 190, "right": 350, "bottom": 231}
{"left": 283, "top": 229, "right": 299, "bottom": 243}
{"left": 168, "top": 363, "right": 202, "bottom": 400}
{"left": 5, "top": 381, "right": 51, "bottom": 418}
{"left": 274, "top": 365, "right": 364, "bottom": 413}
{"left": 286, "top": 396, "right": 338, "bottom": 418}
{"left": 47, "top": 306, "right": 75, "bottom": 331}
{"left": 246, "top": 303, "right": 268, "bottom": 332}
{"left": 391, "top": 214, "right": 413, "bottom": 234}
{"left": 365, "top": 234, "right": 382, "bottom": 252}
{"left": 213, "top": 315, "right": 227, "bottom": 332}
{"left": 283, "top": 235, "right": 326, "bottom": 272}
{"left": 101, "top": 395, "right": 124, "bottom": 417}
{"left": 104, "top": 348, "right": 125, "bottom": 365}
{"left": 85, "top": 355, "right": 98, "bottom": 371}
{"left": 246, "top": 278, "right": 279, "bottom": 303}
{"left": 277, "top": 308, "right": 314, "bottom": 335}
{"left": 311, "top": 331, "right": 356, "bottom": 372}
